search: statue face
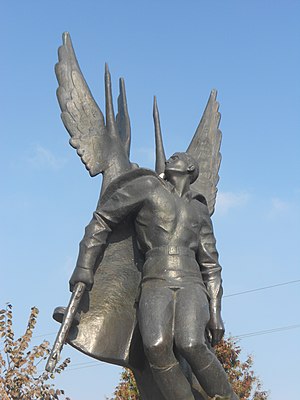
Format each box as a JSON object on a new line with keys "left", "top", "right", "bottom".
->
{"left": 164, "top": 153, "right": 190, "bottom": 175}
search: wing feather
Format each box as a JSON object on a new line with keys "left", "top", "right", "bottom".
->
{"left": 116, "top": 78, "right": 131, "bottom": 157}
{"left": 187, "top": 90, "right": 222, "bottom": 216}
{"left": 56, "top": 32, "right": 106, "bottom": 176}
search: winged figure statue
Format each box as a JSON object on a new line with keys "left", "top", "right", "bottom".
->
{"left": 47, "top": 32, "right": 238, "bottom": 400}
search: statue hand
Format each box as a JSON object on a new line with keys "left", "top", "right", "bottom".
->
{"left": 69, "top": 267, "right": 94, "bottom": 292}
{"left": 207, "top": 310, "right": 225, "bottom": 347}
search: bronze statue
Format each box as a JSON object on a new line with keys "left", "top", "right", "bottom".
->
{"left": 47, "top": 32, "right": 238, "bottom": 400}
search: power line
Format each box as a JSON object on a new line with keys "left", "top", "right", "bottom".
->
{"left": 66, "top": 363, "right": 100, "bottom": 372}
{"left": 63, "top": 360, "right": 99, "bottom": 369}
{"left": 223, "top": 279, "right": 300, "bottom": 298}
{"left": 234, "top": 324, "right": 300, "bottom": 339}
{"left": 33, "top": 332, "right": 58, "bottom": 339}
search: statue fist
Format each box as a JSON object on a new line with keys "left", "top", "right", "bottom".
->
{"left": 69, "top": 267, "right": 94, "bottom": 292}
{"left": 207, "top": 310, "right": 225, "bottom": 347}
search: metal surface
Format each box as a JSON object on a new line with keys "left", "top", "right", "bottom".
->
{"left": 50, "top": 32, "right": 238, "bottom": 400}
{"left": 46, "top": 282, "right": 85, "bottom": 372}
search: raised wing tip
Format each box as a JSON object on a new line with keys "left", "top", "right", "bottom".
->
{"left": 62, "top": 32, "right": 70, "bottom": 44}
{"left": 210, "top": 89, "right": 218, "bottom": 98}
{"left": 119, "top": 77, "right": 125, "bottom": 92}
{"left": 105, "top": 63, "right": 112, "bottom": 88}
{"left": 153, "top": 96, "right": 158, "bottom": 115}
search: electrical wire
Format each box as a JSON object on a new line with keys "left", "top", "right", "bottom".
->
{"left": 223, "top": 279, "right": 300, "bottom": 298}
{"left": 234, "top": 324, "right": 300, "bottom": 339}
{"left": 65, "top": 362, "right": 100, "bottom": 372}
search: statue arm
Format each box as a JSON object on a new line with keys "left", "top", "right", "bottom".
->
{"left": 196, "top": 204, "right": 224, "bottom": 345}
{"left": 69, "top": 211, "right": 113, "bottom": 291}
{"left": 69, "top": 176, "right": 150, "bottom": 291}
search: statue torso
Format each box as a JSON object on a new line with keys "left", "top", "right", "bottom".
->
{"left": 134, "top": 178, "right": 202, "bottom": 254}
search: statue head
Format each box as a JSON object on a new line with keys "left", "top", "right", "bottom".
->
{"left": 164, "top": 152, "right": 199, "bottom": 184}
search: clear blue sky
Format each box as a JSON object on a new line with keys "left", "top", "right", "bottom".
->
{"left": 1, "top": 1, "right": 300, "bottom": 399}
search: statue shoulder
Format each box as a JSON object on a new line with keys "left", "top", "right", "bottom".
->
{"left": 101, "top": 168, "right": 160, "bottom": 203}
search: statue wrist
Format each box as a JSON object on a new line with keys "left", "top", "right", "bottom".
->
{"left": 209, "top": 299, "right": 221, "bottom": 313}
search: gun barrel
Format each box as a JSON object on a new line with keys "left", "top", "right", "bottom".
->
{"left": 45, "top": 282, "right": 86, "bottom": 373}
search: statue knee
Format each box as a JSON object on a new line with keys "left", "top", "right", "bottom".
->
{"left": 177, "top": 340, "right": 208, "bottom": 361}
{"left": 143, "top": 339, "right": 174, "bottom": 368}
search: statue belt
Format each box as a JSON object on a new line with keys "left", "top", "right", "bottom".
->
{"left": 145, "top": 246, "right": 195, "bottom": 260}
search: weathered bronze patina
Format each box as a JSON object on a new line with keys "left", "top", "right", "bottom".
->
{"left": 47, "top": 32, "right": 238, "bottom": 400}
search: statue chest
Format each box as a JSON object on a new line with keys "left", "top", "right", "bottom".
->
{"left": 136, "top": 189, "right": 201, "bottom": 239}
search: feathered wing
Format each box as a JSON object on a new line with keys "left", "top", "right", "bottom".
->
{"left": 55, "top": 32, "right": 131, "bottom": 179}
{"left": 187, "top": 90, "right": 222, "bottom": 216}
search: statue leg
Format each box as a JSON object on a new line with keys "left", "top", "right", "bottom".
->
{"left": 138, "top": 282, "right": 195, "bottom": 400}
{"left": 174, "top": 284, "right": 238, "bottom": 400}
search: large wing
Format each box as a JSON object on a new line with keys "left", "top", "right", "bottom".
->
{"left": 55, "top": 32, "right": 131, "bottom": 180}
{"left": 187, "top": 90, "right": 222, "bottom": 216}
{"left": 55, "top": 32, "right": 105, "bottom": 176}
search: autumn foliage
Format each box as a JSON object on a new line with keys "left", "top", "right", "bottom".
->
{"left": 0, "top": 304, "right": 70, "bottom": 400}
{"left": 111, "top": 337, "right": 268, "bottom": 400}
{"left": 214, "top": 337, "right": 268, "bottom": 400}
{"left": 111, "top": 368, "right": 140, "bottom": 400}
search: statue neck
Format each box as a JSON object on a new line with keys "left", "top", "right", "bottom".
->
{"left": 167, "top": 174, "right": 190, "bottom": 197}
